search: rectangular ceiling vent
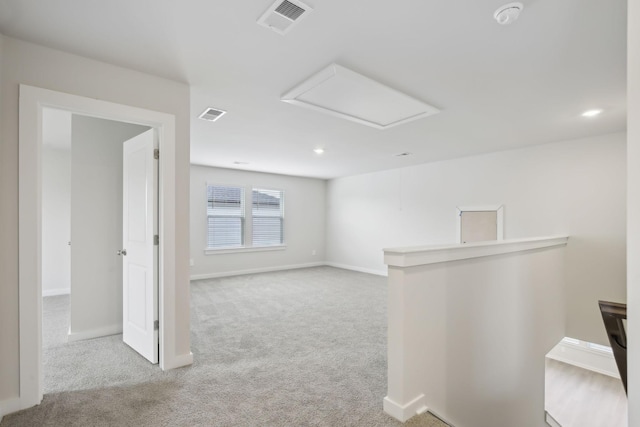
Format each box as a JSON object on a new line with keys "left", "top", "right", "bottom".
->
{"left": 282, "top": 64, "right": 441, "bottom": 130}
{"left": 198, "top": 107, "right": 226, "bottom": 122}
{"left": 257, "top": 0, "right": 313, "bottom": 35}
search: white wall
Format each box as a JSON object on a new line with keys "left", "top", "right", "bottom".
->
{"left": 69, "top": 115, "right": 148, "bottom": 340}
{"left": 384, "top": 239, "right": 566, "bottom": 426}
{"left": 327, "top": 133, "right": 627, "bottom": 345}
{"left": 627, "top": 0, "right": 639, "bottom": 423}
{"left": 190, "top": 165, "right": 326, "bottom": 278}
{"left": 42, "top": 146, "right": 71, "bottom": 296}
{"left": 0, "top": 36, "right": 191, "bottom": 403}
{"left": 42, "top": 108, "right": 73, "bottom": 296}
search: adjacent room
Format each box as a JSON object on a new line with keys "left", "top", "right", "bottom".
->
{"left": 0, "top": 0, "right": 636, "bottom": 426}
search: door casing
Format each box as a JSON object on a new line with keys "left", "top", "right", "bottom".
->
{"left": 18, "top": 85, "right": 184, "bottom": 410}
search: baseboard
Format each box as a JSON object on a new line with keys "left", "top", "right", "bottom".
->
{"left": 0, "top": 397, "right": 24, "bottom": 419}
{"left": 546, "top": 339, "right": 619, "bottom": 378}
{"left": 190, "top": 262, "right": 325, "bottom": 280}
{"left": 42, "top": 288, "right": 70, "bottom": 297}
{"left": 383, "top": 394, "right": 427, "bottom": 422}
{"left": 190, "top": 261, "right": 389, "bottom": 281}
{"left": 163, "top": 351, "right": 193, "bottom": 370}
{"left": 546, "top": 410, "right": 562, "bottom": 427}
{"left": 68, "top": 324, "right": 122, "bottom": 342}
{"left": 324, "top": 262, "right": 388, "bottom": 277}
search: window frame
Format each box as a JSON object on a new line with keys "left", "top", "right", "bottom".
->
{"left": 204, "top": 184, "right": 286, "bottom": 254}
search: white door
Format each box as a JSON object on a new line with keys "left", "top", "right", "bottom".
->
{"left": 121, "top": 128, "right": 159, "bottom": 363}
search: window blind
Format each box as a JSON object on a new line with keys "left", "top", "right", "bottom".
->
{"left": 252, "top": 188, "right": 284, "bottom": 246}
{"left": 207, "top": 185, "right": 245, "bottom": 248}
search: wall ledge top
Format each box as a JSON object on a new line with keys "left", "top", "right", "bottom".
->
{"left": 383, "top": 236, "right": 569, "bottom": 268}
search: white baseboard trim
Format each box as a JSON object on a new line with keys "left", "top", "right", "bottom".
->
{"left": 163, "top": 351, "right": 193, "bottom": 370}
{"left": 190, "top": 262, "right": 325, "bottom": 280}
{"left": 546, "top": 410, "right": 562, "bottom": 427}
{"left": 546, "top": 339, "right": 619, "bottom": 378}
{"left": 191, "top": 262, "right": 389, "bottom": 281}
{"left": 324, "top": 262, "right": 388, "bottom": 277}
{"left": 42, "top": 288, "right": 70, "bottom": 297}
{"left": 0, "top": 397, "right": 24, "bottom": 419}
{"left": 383, "top": 394, "right": 427, "bottom": 422}
{"left": 68, "top": 324, "right": 122, "bottom": 342}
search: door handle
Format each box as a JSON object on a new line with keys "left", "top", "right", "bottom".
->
{"left": 117, "top": 249, "right": 127, "bottom": 256}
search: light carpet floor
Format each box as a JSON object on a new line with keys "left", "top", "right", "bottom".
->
{"left": 2, "top": 267, "right": 447, "bottom": 427}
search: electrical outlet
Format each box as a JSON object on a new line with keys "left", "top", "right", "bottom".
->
{"left": 311, "top": 250, "right": 316, "bottom": 256}
{"left": 189, "top": 259, "right": 194, "bottom": 266}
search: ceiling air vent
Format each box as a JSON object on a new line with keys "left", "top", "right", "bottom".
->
{"left": 198, "top": 107, "right": 226, "bottom": 122}
{"left": 257, "top": 0, "right": 313, "bottom": 35}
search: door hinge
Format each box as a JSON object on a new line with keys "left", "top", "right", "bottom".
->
{"left": 154, "top": 235, "right": 159, "bottom": 245}
{"left": 154, "top": 149, "right": 159, "bottom": 160}
{"left": 154, "top": 320, "right": 159, "bottom": 330}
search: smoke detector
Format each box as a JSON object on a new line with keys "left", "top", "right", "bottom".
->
{"left": 198, "top": 107, "right": 226, "bottom": 122}
{"left": 257, "top": 0, "right": 313, "bottom": 35}
{"left": 494, "top": 2, "right": 524, "bottom": 25}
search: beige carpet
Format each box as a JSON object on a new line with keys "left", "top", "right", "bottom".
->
{"left": 2, "top": 267, "right": 448, "bottom": 426}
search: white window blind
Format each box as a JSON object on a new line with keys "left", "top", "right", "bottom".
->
{"left": 252, "top": 188, "right": 284, "bottom": 246}
{"left": 207, "top": 185, "right": 245, "bottom": 248}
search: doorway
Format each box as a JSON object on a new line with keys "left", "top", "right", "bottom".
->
{"left": 41, "top": 109, "right": 155, "bottom": 392}
{"left": 18, "top": 85, "right": 186, "bottom": 409}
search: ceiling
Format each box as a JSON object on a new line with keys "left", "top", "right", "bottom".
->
{"left": 0, "top": 0, "right": 627, "bottom": 179}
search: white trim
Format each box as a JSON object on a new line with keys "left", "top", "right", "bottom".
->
{"left": 18, "top": 85, "right": 189, "bottom": 412}
{"left": 205, "top": 244, "right": 287, "bottom": 255}
{"left": 546, "top": 338, "right": 619, "bottom": 378}
{"left": 456, "top": 204, "right": 504, "bottom": 243}
{"left": 0, "top": 397, "right": 23, "bottom": 419}
{"left": 67, "top": 324, "right": 122, "bottom": 342}
{"left": 324, "top": 262, "right": 388, "bottom": 277}
{"left": 162, "top": 352, "right": 194, "bottom": 370}
{"left": 546, "top": 410, "right": 563, "bottom": 427}
{"left": 190, "top": 262, "right": 325, "bottom": 280}
{"left": 384, "top": 236, "right": 569, "bottom": 268}
{"left": 383, "top": 394, "right": 428, "bottom": 422}
{"left": 281, "top": 64, "right": 439, "bottom": 130}
{"left": 42, "top": 288, "right": 70, "bottom": 297}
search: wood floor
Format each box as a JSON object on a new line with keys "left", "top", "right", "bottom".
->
{"left": 545, "top": 358, "right": 627, "bottom": 427}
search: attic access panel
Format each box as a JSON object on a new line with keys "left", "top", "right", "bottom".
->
{"left": 281, "top": 64, "right": 440, "bottom": 129}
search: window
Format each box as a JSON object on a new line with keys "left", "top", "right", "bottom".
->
{"left": 206, "top": 185, "right": 285, "bottom": 251}
{"left": 207, "top": 185, "right": 245, "bottom": 248}
{"left": 252, "top": 188, "right": 284, "bottom": 246}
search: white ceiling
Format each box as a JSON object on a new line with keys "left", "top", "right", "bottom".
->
{"left": 0, "top": 0, "right": 627, "bottom": 179}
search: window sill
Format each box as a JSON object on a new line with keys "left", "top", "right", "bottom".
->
{"left": 204, "top": 245, "right": 287, "bottom": 255}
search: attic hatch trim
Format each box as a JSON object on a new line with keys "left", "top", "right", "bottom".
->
{"left": 281, "top": 63, "right": 440, "bottom": 130}
{"left": 257, "top": 0, "right": 313, "bottom": 35}
{"left": 198, "top": 107, "right": 227, "bottom": 122}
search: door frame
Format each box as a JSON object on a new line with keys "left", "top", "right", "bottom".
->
{"left": 18, "top": 85, "right": 181, "bottom": 408}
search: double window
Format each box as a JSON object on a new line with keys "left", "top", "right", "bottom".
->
{"left": 207, "top": 185, "right": 284, "bottom": 250}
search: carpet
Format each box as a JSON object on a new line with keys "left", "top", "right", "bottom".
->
{"left": 2, "top": 266, "right": 448, "bottom": 427}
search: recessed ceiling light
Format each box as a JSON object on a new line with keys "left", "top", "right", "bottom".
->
{"left": 233, "top": 161, "right": 249, "bottom": 165}
{"left": 582, "top": 109, "right": 603, "bottom": 117}
{"left": 313, "top": 148, "right": 325, "bottom": 155}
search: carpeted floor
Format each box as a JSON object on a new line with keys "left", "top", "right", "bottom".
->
{"left": 2, "top": 267, "right": 448, "bottom": 427}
